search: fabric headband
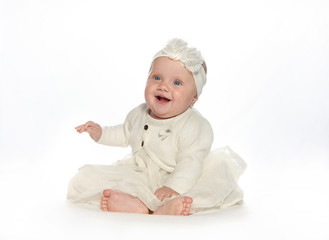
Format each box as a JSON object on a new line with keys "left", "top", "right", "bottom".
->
{"left": 151, "top": 38, "right": 207, "bottom": 97}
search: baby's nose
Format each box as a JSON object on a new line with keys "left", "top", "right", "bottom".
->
{"left": 158, "top": 82, "right": 170, "bottom": 91}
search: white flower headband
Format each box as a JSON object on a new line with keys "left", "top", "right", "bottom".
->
{"left": 151, "top": 38, "right": 207, "bottom": 97}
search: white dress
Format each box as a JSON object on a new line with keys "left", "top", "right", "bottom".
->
{"left": 67, "top": 104, "right": 247, "bottom": 213}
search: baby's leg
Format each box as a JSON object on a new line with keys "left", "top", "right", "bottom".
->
{"left": 101, "top": 189, "right": 149, "bottom": 214}
{"left": 153, "top": 196, "right": 193, "bottom": 216}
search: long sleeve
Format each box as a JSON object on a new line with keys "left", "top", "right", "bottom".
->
{"left": 164, "top": 113, "right": 213, "bottom": 194}
{"left": 97, "top": 124, "right": 129, "bottom": 147}
{"left": 96, "top": 104, "right": 146, "bottom": 147}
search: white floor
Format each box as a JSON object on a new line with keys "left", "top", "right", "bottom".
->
{"left": 1, "top": 0, "right": 329, "bottom": 239}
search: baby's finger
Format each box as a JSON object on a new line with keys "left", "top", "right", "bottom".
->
{"left": 161, "top": 193, "right": 170, "bottom": 201}
{"left": 164, "top": 193, "right": 171, "bottom": 200}
{"left": 84, "top": 121, "right": 95, "bottom": 130}
{"left": 75, "top": 125, "right": 85, "bottom": 133}
{"left": 85, "top": 121, "right": 95, "bottom": 126}
{"left": 85, "top": 125, "right": 95, "bottom": 134}
{"left": 154, "top": 192, "right": 162, "bottom": 200}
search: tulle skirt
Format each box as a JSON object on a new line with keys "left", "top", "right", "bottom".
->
{"left": 67, "top": 146, "right": 247, "bottom": 213}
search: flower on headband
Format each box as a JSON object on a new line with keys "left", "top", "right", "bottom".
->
{"left": 162, "top": 38, "right": 204, "bottom": 73}
{"left": 162, "top": 38, "right": 187, "bottom": 60}
{"left": 180, "top": 47, "right": 204, "bottom": 73}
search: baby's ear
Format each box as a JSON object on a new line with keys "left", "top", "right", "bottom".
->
{"left": 190, "top": 95, "right": 198, "bottom": 107}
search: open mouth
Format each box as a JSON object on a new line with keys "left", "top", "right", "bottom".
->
{"left": 155, "top": 95, "right": 171, "bottom": 103}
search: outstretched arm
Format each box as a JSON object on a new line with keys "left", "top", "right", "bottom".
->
{"left": 75, "top": 121, "right": 102, "bottom": 142}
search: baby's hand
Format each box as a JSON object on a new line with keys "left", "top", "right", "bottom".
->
{"left": 154, "top": 187, "right": 179, "bottom": 202}
{"left": 75, "top": 121, "right": 102, "bottom": 142}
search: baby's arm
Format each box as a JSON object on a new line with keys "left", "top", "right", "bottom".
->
{"left": 75, "top": 121, "right": 102, "bottom": 142}
{"left": 76, "top": 105, "right": 143, "bottom": 147}
{"left": 164, "top": 116, "right": 214, "bottom": 194}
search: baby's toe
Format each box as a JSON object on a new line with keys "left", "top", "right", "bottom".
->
{"left": 103, "top": 189, "right": 111, "bottom": 197}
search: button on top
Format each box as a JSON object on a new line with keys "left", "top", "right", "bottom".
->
{"left": 144, "top": 125, "right": 148, "bottom": 130}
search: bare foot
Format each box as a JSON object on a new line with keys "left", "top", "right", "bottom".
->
{"left": 100, "top": 189, "right": 149, "bottom": 214}
{"left": 153, "top": 196, "right": 193, "bottom": 216}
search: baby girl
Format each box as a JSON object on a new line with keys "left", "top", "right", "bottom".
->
{"left": 68, "top": 38, "right": 246, "bottom": 215}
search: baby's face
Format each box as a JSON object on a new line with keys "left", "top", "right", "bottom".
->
{"left": 145, "top": 57, "right": 197, "bottom": 119}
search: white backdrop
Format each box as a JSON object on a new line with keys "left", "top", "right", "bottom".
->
{"left": 1, "top": 0, "right": 329, "bottom": 239}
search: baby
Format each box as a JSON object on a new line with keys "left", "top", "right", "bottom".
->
{"left": 68, "top": 38, "right": 246, "bottom": 215}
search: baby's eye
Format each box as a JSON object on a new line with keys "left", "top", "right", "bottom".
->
{"left": 173, "top": 80, "right": 182, "bottom": 86}
{"left": 154, "top": 76, "right": 161, "bottom": 81}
